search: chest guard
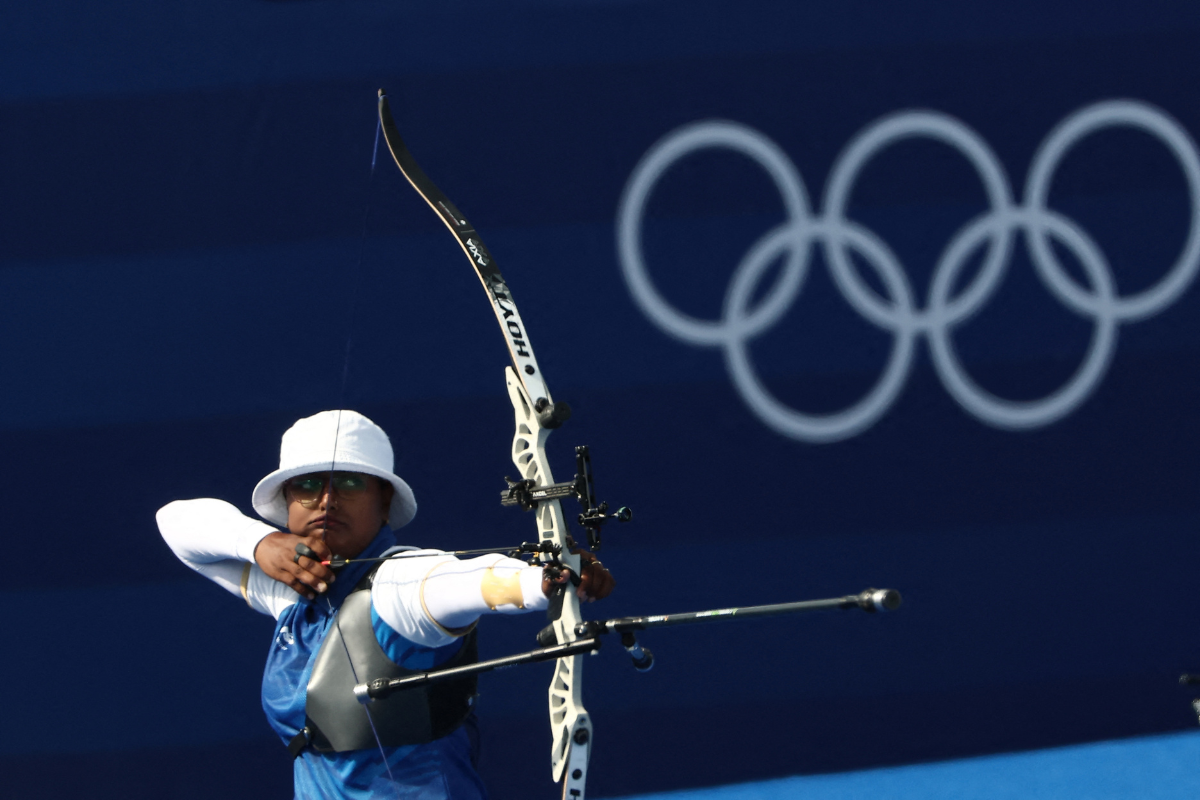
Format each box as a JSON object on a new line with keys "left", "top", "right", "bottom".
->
{"left": 298, "top": 570, "right": 479, "bottom": 754}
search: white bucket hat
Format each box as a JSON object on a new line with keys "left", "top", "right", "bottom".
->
{"left": 251, "top": 410, "right": 417, "bottom": 529}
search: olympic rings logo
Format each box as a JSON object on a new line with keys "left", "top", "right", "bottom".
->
{"left": 616, "top": 101, "right": 1200, "bottom": 443}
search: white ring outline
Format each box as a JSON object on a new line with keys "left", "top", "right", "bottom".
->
{"left": 926, "top": 209, "right": 1118, "bottom": 430}
{"left": 617, "top": 121, "right": 813, "bottom": 347}
{"left": 1025, "top": 100, "right": 1200, "bottom": 322}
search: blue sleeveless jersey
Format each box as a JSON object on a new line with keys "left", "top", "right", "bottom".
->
{"left": 260, "top": 527, "right": 489, "bottom": 800}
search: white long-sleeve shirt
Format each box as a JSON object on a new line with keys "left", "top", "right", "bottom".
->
{"left": 157, "top": 498, "right": 548, "bottom": 648}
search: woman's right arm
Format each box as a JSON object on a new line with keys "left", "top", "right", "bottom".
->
{"left": 158, "top": 498, "right": 276, "bottom": 566}
{"left": 157, "top": 498, "right": 299, "bottom": 618}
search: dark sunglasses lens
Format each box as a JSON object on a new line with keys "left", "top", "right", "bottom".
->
{"left": 286, "top": 473, "right": 373, "bottom": 508}
{"left": 332, "top": 473, "right": 369, "bottom": 494}
{"left": 289, "top": 477, "right": 324, "bottom": 495}
{"left": 287, "top": 477, "right": 324, "bottom": 504}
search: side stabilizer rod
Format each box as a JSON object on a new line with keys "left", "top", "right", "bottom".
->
{"left": 354, "top": 637, "right": 602, "bottom": 702}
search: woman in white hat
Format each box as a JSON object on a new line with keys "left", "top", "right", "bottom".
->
{"left": 157, "top": 410, "right": 614, "bottom": 800}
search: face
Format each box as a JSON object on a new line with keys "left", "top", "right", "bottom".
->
{"left": 284, "top": 471, "right": 395, "bottom": 558}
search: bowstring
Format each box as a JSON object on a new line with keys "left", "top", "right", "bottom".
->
{"left": 306, "top": 115, "right": 404, "bottom": 798}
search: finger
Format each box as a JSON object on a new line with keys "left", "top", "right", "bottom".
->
{"left": 282, "top": 574, "right": 317, "bottom": 600}
{"left": 301, "top": 537, "right": 333, "bottom": 562}
{"left": 597, "top": 567, "right": 615, "bottom": 592}
{"left": 288, "top": 574, "right": 319, "bottom": 600}
{"left": 579, "top": 582, "right": 608, "bottom": 599}
{"left": 287, "top": 561, "right": 331, "bottom": 594}
{"left": 294, "top": 556, "right": 336, "bottom": 584}
{"left": 579, "top": 566, "right": 614, "bottom": 600}
{"left": 542, "top": 576, "right": 571, "bottom": 598}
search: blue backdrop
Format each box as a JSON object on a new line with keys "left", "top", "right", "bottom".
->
{"left": 3, "top": 2, "right": 1200, "bottom": 798}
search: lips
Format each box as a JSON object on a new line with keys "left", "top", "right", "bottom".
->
{"left": 309, "top": 515, "right": 344, "bottom": 532}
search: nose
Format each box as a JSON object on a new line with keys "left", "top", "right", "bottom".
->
{"left": 318, "top": 485, "right": 338, "bottom": 510}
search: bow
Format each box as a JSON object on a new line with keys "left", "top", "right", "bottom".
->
{"left": 375, "top": 89, "right": 599, "bottom": 797}
{"left": 367, "top": 90, "right": 902, "bottom": 799}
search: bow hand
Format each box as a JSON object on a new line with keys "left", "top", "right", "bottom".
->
{"left": 540, "top": 549, "right": 615, "bottom": 603}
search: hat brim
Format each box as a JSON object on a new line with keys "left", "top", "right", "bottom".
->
{"left": 252, "top": 461, "right": 417, "bottom": 530}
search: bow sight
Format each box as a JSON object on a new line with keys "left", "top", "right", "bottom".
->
{"left": 501, "top": 445, "right": 632, "bottom": 550}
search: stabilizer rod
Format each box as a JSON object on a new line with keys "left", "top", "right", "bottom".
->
{"left": 572, "top": 588, "right": 901, "bottom": 640}
{"left": 353, "top": 637, "right": 602, "bottom": 702}
{"left": 537, "top": 588, "right": 902, "bottom": 673}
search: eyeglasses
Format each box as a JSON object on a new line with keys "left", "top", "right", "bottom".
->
{"left": 284, "top": 471, "right": 375, "bottom": 509}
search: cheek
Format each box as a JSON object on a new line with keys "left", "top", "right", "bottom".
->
{"left": 348, "top": 492, "right": 388, "bottom": 532}
{"left": 364, "top": 496, "right": 389, "bottom": 526}
{"left": 365, "top": 486, "right": 389, "bottom": 520}
{"left": 286, "top": 502, "right": 307, "bottom": 534}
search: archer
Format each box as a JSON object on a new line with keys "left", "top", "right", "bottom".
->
{"left": 158, "top": 409, "right": 615, "bottom": 799}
